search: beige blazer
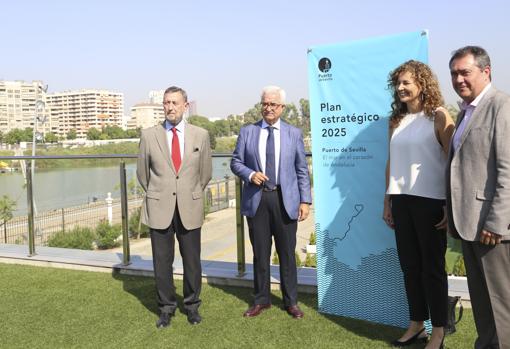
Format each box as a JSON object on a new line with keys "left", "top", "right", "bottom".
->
{"left": 137, "top": 122, "right": 212, "bottom": 230}
{"left": 446, "top": 87, "right": 510, "bottom": 241}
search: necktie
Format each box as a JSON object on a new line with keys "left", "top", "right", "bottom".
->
{"left": 171, "top": 127, "right": 181, "bottom": 172}
{"left": 265, "top": 126, "right": 276, "bottom": 190}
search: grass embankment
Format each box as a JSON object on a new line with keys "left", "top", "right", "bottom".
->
{"left": 25, "top": 143, "right": 139, "bottom": 169}
{"left": 0, "top": 263, "right": 476, "bottom": 349}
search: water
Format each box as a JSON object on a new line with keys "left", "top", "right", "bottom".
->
{"left": 0, "top": 157, "right": 233, "bottom": 216}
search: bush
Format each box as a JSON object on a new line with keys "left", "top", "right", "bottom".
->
{"left": 128, "top": 207, "right": 149, "bottom": 239}
{"left": 271, "top": 250, "right": 302, "bottom": 267}
{"left": 304, "top": 253, "right": 317, "bottom": 268}
{"left": 452, "top": 255, "right": 466, "bottom": 276}
{"left": 95, "top": 220, "right": 121, "bottom": 249}
{"left": 309, "top": 232, "right": 316, "bottom": 245}
{"left": 47, "top": 227, "right": 96, "bottom": 250}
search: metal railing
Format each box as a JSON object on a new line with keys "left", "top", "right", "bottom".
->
{"left": 0, "top": 153, "right": 248, "bottom": 275}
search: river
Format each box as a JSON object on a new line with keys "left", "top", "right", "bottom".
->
{"left": 0, "top": 157, "right": 233, "bottom": 216}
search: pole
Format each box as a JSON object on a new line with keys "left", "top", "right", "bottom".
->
{"left": 26, "top": 164, "right": 36, "bottom": 256}
{"left": 235, "top": 177, "right": 245, "bottom": 277}
{"left": 119, "top": 161, "right": 130, "bottom": 265}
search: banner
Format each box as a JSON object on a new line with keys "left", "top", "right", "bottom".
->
{"left": 308, "top": 31, "right": 429, "bottom": 327}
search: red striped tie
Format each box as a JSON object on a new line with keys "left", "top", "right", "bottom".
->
{"left": 171, "top": 128, "right": 181, "bottom": 172}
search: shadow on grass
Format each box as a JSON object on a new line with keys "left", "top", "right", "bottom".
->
{"left": 111, "top": 271, "right": 187, "bottom": 316}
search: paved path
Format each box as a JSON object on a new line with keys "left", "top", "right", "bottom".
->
{"left": 111, "top": 205, "right": 316, "bottom": 264}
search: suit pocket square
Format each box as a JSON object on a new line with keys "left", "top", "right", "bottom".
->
{"left": 192, "top": 191, "right": 202, "bottom": 199}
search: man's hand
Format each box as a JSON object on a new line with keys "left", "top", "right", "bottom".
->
{"left": 250, "top": 172, "right": 268, "bottom": 186}
{"left": 298, "top": 203, "right": 310, "bottom": 221}
{"left": 480, "top": 229, "right": 502, "bottom": 245}
{"left": 382, "top": 200, "right": 394, "bottom": 229}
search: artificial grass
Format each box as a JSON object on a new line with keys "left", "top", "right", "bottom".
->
{"left": 0, "top": 263, "right": 476, "bottom": 349}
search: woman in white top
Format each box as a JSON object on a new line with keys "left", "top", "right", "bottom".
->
{"left": 383, "top": 60, "right": 454, "bottom": 349}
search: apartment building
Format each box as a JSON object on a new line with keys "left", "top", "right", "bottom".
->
{"left": 46, "top": 90, "right": 124, "bottom": 138}
{"left": 0, "top": 80, "right": 55, "bottom": 135}
{"left": 127, "top": 103, "right": 164, "bottom": 130}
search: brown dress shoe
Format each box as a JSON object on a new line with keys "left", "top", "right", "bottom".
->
{"left": 286, "top": 305, "right": 304, "bottom": 319}
{"left": 243, "top": 304, "right": 271, "bottom": 317}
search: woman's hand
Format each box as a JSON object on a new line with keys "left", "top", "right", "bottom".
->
{"left": 435, "top": 206, "right": 447, "bottom": 230}
{"left": 382, "top": 199, "right": 394, "bottom": 229}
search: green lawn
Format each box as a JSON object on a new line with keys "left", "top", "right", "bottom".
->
{"left": 0, "top": 263, "right": 476, "bottom": 349}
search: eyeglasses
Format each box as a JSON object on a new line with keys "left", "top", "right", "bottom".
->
{"left": 261, "top": 102, "right": 283, "bottom": 109}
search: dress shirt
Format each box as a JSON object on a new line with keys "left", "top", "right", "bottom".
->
{"left": 452, "top": 83, "right": 492, "bottom": 152}
{"left": 248, "top": 119, "right": 281, "bottom": 182}
{"left": 165, "top": 119, "right": 185, "bottom": 161}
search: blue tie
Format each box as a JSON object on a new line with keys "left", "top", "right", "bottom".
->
{"left": 265, "top": 126, "right": 276, "bottom": 190}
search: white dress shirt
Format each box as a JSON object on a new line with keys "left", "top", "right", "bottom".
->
{"left": 248, "top": 119, "right": 281, "bottom": 182}
{"left": 165, "top": 119, "right": 185, "bottom": 161}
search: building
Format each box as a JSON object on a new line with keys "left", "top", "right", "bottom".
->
{"left": 127, "top": 103, "right": 164, "bottom": 130}
{"left": 0, "top": 80, "right": 55, "bottom": 135}
{"left": 149, "top": 90, "right": 164, "bottom": 104}
{"left": 45, "top": 90, "right": 124, "bottom": 139}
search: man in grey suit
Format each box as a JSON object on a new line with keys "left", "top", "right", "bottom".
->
{"left": 446, "top": 46, "right": 510, "bottom": 349}
{"left": 137, "top": 86, "right": 212, "bottom": 328}
{"left": 231, "top": 86, "right": 312, "bottom": 319}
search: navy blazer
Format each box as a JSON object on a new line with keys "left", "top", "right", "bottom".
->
{"left": 231, "top": 120, "right": 312, "bottom": 219}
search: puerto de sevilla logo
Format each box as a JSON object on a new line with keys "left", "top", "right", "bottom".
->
{"left": 318, "top": 57, "right": 333, "bottom": 81}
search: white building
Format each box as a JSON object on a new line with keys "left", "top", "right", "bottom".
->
{"left": 46, "top": 89, "right": 124, "bottom": 138}
{"left": 127, "top": 103, "right": 164, "bottom": 130}
{"left": 0, "top": 80, "right": 55, "bottom": 135}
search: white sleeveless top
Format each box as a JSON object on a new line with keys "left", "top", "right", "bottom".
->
{"left": 386, "top": 111, "right": 446, "bottom": 200}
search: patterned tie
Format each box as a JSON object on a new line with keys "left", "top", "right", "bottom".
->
{"left": 265, "top": 126, "right": 276, "bottom": 190}
{"left": 171, "top": 127, "right": 181, "bottom": 172}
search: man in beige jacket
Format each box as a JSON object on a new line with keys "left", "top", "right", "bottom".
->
{"left": 137, "top": 86, "right": 212, "bottom": 328}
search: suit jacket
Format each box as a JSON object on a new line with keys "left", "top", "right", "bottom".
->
{"left": 446, "top": 87, "right": 510, "bottom": 241}
{"left": 137, "top": 122, "right": 212, "bottom": 230}
{"left": 230, "top": 120, "right": 312, "bottom": 220}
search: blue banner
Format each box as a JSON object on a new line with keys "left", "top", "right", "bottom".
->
{"left": 308, "top": 31, "right": 428, "bottom": 327}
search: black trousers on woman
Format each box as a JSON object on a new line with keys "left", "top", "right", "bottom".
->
{"left": 391, "top": 194, "right": 448, "bottom": 327}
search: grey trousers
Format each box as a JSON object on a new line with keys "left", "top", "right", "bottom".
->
{"left": 462, "top": 240, "right": 510, "bottom": 349}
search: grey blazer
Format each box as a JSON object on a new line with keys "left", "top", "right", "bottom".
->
{"left": 446, "top": 87, "right": 510, "bottom": 241}
{"left": 137, "top": 122, "right": 212, "bottom": 230}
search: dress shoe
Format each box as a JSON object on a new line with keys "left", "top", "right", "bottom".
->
{"left": 391, "top": 327, "right": 427, "bottom": 347}
{"left": 156, "top": 312, "right": 172, "bottom": 329}
{"left": 187, "top": 309, "right": 202, "bottom": 325}
{"left": 243, "top": 304, "right": 271, "bottom": 317}
{"left": 286, "top": 305, "right": 304, "bottom": 319}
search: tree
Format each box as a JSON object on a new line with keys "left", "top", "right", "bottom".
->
{"left": 87, "top": 128, "right": 102, "bottom": 140}
{"left": 188, "top": 115, "right": 216, "bottom": 149}
{"left": 103, "top": 125, "right": 125, "bottom": 139}
{"left": 4, "top": 129, "right": 24, "bottom": 144}
{"left": 66, "top": 129, "right": 77, "bottom": 140}
{"left": 0, "top": 195, "right": 16, "bottom": 243}
{"left": 0, "top": 130, "right": 4, "bottom": 144}
{"left": 44, "top": 132, "right": 58, "bottom": 143}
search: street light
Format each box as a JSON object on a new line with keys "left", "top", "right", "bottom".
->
{"left": 30, "top": 85, "right": 48, "bottom": 215}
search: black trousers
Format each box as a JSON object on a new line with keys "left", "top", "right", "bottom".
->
{"left": 391, "top": 194, "right": 448, "bottom": 327}
{"left": 247, "top": 189, "right": 298, "bottom": 307}
{"left": 150, "top": 205, "right": 202, "bottom": 314}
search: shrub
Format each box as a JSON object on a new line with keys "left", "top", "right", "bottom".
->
{"left": 304, "top": 253, "right": 317, "bottom": 268}
{"left": 271, "top": 250, "right": 302, "bottom": 267}
{"left": 452, "top": 255, "right": 466, "bottom": 276}
{"left": 309, "top": 232, "right": 316, "bottom": 245}
{"left": 95, "top": 220, "right": 121, "bottom": 250}
{"left": 128, "top": 207, "right": 149, "bottom": 239}
{"left": 47, "top": 227, "right": 96, "bottom": 250}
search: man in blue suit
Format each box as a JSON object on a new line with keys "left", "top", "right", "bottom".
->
{"left": 231, "top": 85, "right": 312, "bottom": 318}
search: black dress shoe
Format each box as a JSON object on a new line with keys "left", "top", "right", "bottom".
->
{"left": 187, "top": 309, "right": 202, "bottom": 325}
{"left": 156, "top": 312, "right": 172, "bottom": 329}
{"left": 391, "top": 327, "right": 427, "bottom": 347}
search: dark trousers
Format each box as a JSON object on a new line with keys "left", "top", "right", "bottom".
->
{"left": 462, "top": 240, "right": 510, "bottom": 349}
{"left": 150, "top": 205, "right": 202, "bottom": 314}
{"left": 391, "top": 194, "right": 448, "bottom": 327}
{"left": 247, "top": 189, "right": 298, "bottom": 307}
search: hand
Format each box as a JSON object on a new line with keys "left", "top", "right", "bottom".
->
{"left": 479, "top": 229, "right": 502, "bottom": 245}
{"left": 250, "top": 172, "right": 268, "bottom": 186}
{"left": 298, "top": 203, "right": 310, "bottom": 221}
{"left": 435, "top": 206, "right": 447, "bottom": 230}
{"left": 382, "top": 200, "right": 394, "bottom": 229}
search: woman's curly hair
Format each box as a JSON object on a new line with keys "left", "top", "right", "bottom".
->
{"left": 388, "top": 60, "right": 444, "bottom": 128}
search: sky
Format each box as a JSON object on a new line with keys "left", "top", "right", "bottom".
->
{"left": 2, "top": 0, "right": 509, "bottom": 119}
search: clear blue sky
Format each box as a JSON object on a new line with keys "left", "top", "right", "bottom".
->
{"left": 2, "top": 0, "right": 509, "bottom": 119}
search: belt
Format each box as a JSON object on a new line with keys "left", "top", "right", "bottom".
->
{"left": 262, "top": 185, "right": 280, "bottom": 192}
